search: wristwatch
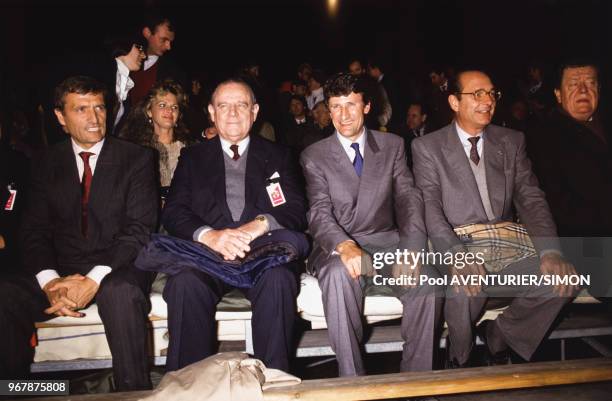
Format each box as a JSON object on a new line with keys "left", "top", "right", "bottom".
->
{"left": 255, "top": 215, "right": 269, "bottom": 233}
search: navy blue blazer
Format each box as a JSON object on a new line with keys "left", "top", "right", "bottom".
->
{"left": 162, "top": 134, "right": 307, "bottom": 240}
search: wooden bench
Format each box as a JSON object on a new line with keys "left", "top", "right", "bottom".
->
{"left": 22, "top": 358, "right": 612, "bottom": 401}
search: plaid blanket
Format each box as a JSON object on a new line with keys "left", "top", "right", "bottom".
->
{"left": 453, "top": 222, "right": 536, "bottom": 272}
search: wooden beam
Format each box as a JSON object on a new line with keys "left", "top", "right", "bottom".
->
{"left": 263, "top": 358, "right": 612, "bottom": 401}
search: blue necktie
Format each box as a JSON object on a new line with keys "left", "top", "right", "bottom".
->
{"left": 351, "top": 143, "right": 363, "bottom": 177}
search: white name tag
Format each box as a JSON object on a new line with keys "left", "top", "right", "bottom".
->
{"left": 266, "top": 182, "right": 286, "bottom": 207}
{"left": 4, "top": 188, "right": 16, "bottom": 211}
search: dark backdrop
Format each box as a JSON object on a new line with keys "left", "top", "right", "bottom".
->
{"left": 1, "top": 0, "right": 611, "bottom": 110}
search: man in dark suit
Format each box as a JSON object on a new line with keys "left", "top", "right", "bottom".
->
{"left": 161, "top": 79, "right": 307, "bottom": 372}
{"left": 0, "top": 76, "right": 158, "bottom": 390}
{"left": 527, "top": 60, "right": 612, "bottom": 298}
{"left": 427, "top": 65, "right": 454, "bottom": 131}
{"left": 412, "top": 70, "right": 577, "bottom": 367}
{"left": 397, "top": 102, "right": 431, "bottom": 168}
{"left": 300, "top": 73, "right": 442, "bottom": 377}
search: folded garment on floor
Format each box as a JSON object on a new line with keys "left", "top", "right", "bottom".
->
{"left": 135, "top": 229, "right": 309, "bottom": 288}
{"left": 140, "top": 352, "right": 301, "bottom": 401}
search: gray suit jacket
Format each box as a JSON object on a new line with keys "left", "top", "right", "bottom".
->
{"left": 411, "top": 123, "right": 560, "bottom": 255}
{"left": 300, "top": 129, "right": 427, "bottom": 271}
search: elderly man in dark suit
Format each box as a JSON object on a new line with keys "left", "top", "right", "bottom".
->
{"left": 300, "top": 73, "right": 442, "bottom": 377}
{"left": 412, "top": 70, "right": 578, "bottom": 368}
{"left": 0, "top": 76, "right": 158, "bottom": 390}
{"left": 527, "top": 60, "right": 612, "bottom": 299}
{"left": 161, "top": 79, "right": 307, "bottom": 372}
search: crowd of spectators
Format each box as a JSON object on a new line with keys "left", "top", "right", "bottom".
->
{"left": 0, "top": 10, "right": 611, "bottom": 392}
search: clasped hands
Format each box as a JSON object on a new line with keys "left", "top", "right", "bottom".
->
{"left": 43, "top": 274, "right": 99, "bottom": 317}
{"left": 200, "top": 218, "right": 268, "bottom": 261}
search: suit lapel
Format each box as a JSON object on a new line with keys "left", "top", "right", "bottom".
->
{"left": 354, "top": 130, "right": 384, "bottom": 224}
{"left": 242, "top": 136, "right": 268, "bottom": 221}
{"left": 56, "top": 140, "right": 81, "bottom": 218}
{"left": 483, "top": 128, "right": 507, "bottom": 218}
{"left": 88, "top": 138, "right": 119, "bottom": 220}
{"left": 443, "top": 125, "right": 489, "bottom": 221}
{"left": 329, "top": 133, "right": 360, "bottom": 201}
{"left": 208, "top": 137, "right": 233, "bottom": 223}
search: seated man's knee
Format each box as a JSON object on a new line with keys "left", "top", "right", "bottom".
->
{"left": 97, "top": 271, "right": 143, "bottom": 304}
{"left": 164, "top": 268, "right": 214, "bottom": 298}
{"left": 259, "top": 265, "right": 298, "bottom": 291}
{"left": 318, "top": 257, "right": 352, "bottom": 284}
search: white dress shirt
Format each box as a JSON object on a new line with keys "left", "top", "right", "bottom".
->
{"left": 35, "top": 138, "right": 112, "bottom": 289}
{"left": 306, "top": 87, "right": 324, "bottom": 110}
{"left": 336, "top": 128, "right": 366, "bottom": 163}
{"left": 114, "top": 58, "right": 134, "bottom": 126}
{"left": 220, "top": 136, "right": 250, "bottom": 158}
{"left": 143, "top": 55, "right": 159, "bottom": 71}
{"left": 456, "top": 122, "right": 484, "bottom": 160}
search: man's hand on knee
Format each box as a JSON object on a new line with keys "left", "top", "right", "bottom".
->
{"left": 201, "top": 229, "right": 252, "bottom": 261}
{"left": 451, "top": 262, "right": 486, "bottom": 297}
{"left": 336, "top": 240, "right": 362, "bottom": 279}
{"left": 540, "top": 253, "right": 578, "bottom": 297}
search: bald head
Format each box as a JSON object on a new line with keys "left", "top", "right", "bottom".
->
{"left": 210, "top": 79, "right": 256, "bottom": 106}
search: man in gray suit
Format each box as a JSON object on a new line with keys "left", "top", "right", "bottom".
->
{"left": 412, "top": 70, "right": 578, "bottom": 367}
{"left": 300, "top": 73, "right": 442, "bottom": 377}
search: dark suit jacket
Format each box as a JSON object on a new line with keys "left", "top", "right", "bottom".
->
{"left": 527, "top": 110, "right": 612, "bottom": 236}
{"left": 20, "top": 137, "right": 158, "bottom": 277}
{"left": 397, "top": 124, "right": 432, "bottom": 168}
{"left": 412, "top": 123, "right": 560, "bottom": 254}
{"left": 162, "top": 135, "right": 307, "bottom": 240}
{"left": 427, "top": 87, "right": 454, "bottom": 131}
{"left": 300, "top": 129, "right": 427, "bottom": 269}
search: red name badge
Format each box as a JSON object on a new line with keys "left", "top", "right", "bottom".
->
{"left": 4, "top": 189, "right": 16, "bottom": 211}
{"left": 266, "top": 182, "right": 286, "bottom": 207}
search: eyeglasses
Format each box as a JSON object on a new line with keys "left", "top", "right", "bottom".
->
{"left": 135, "top": 44, "right": 145, "bottom": 53}
{"left": 457, "top": 89, "right": 502, "bottom": 101}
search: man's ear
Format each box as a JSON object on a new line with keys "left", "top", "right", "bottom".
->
{"left": 142, "top": 27, "right": 152, "bottom": 39}
{"left": 252, "top": 103, "right": 260, "bottom": 121}
{"left": 54, "top": 108, "right": 66, "bottom": 127}
{"left": 422, "top": 113, "right": 428, "bottom": 123}
{"left": 207, "top": 104, "right": 216, "bottom": 123}
{"left": 448, "top": 94, "right": 460, "bottom": 112}
{"left": 554, "top": 89, "right": 562, "bottom": 104}
{"left": 363, "top": 102, "right": 371, "bottom": 115}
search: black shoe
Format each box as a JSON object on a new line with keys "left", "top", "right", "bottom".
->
{"left": 475, "top": 320, "right": 511, "bottom": 366}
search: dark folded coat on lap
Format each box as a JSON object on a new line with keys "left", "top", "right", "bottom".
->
{"left": 135, "top": 229, "right": 309, "bottom": 288}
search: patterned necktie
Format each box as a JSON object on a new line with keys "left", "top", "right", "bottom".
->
{"left": 79, "top": 151, "right": 94, "bottom": 237}
{"left": 468, "top": 136, "right": 480, "bottom": 165}
{"left": 230, "top": 144, "right": 240, "bottom": 161}
{"left": 351, "top": 143, "right": 363, "bottom": 177}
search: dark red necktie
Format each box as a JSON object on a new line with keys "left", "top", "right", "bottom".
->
{"left": 79, "top": 151, "right": 94, "bottom": 237}
{"left": 230, "top": 144, "right": 240, "bottom": 161}
{"left": 468, "top": 136, "right": 480, "bottom": 165}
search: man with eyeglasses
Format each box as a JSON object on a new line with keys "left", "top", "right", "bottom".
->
{"left": 412, "top": 70, "right": 577, "bottom": 368}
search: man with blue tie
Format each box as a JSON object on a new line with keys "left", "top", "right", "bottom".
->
{"left": 300, "top": 73, "right": 443, "bottom": 377}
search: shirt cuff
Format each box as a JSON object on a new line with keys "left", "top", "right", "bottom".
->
{"left": 194, "top": 226, "right": 214, "bottom": 243}
{"left": 87, "top": 265, "right": 112, "bottom": 285}
{"left": 36, "top": 269, "right": 60, "bottom": 289}
{"left": 262, "top": 214, "right": 283, "bottom": 231}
